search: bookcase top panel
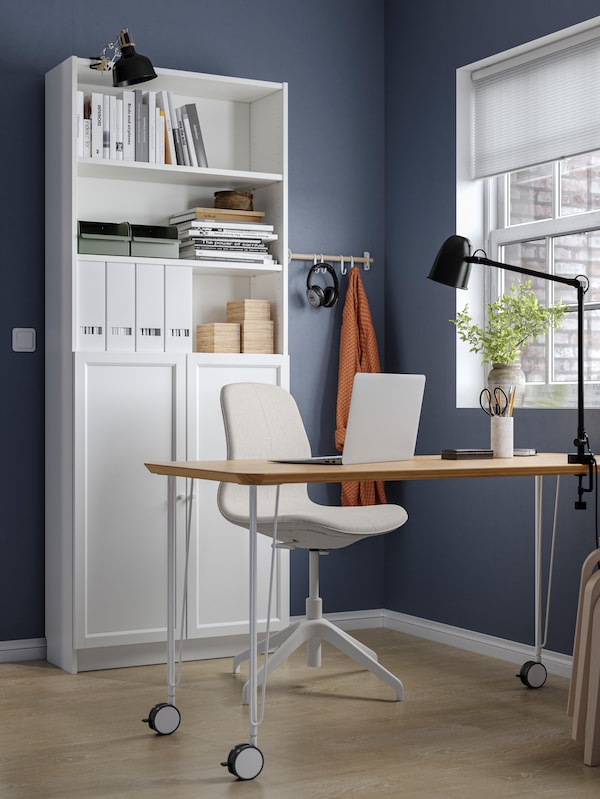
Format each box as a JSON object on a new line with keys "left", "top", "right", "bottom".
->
{"left": 72, "top": 58, "right": 285, "bottom": 104}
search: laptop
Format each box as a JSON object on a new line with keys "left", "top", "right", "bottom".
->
{"left": 276, "top": 373, "right": 426, "bottom": 465}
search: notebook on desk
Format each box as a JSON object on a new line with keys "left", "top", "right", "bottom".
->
{"left": 276, "top": 372, "right": 426, "bottom": 465}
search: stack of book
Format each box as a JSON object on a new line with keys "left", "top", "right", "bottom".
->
{"left": 77, "top": 89, "right": 208, "bottom": 167}
{"left": 169, "top": 207, "right": 278, "bottom": 264}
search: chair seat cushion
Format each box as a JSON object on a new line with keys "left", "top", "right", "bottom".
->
{"left": 227, "top": 498, "right": 408, "bottom": 550}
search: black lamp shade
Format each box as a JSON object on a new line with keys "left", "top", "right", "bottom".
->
{"left": 112, "top": 30, "right": 157, "bottom": 87}
{"left": 428, "top": 235, "right": 473, "bottom": 290}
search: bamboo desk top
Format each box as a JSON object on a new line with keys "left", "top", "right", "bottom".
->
{"left": 145, "top": 452, "right": 590, "bottom": 486}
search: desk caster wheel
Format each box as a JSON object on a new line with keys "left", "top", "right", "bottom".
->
{"left": 221, "top": 743, "right": 264, "bottom": 780}
{"left": 142, "top": 702, "right": 181, "bottom": 735}
{"left": 517, "top": 660, "right": 547, "bottom": 689}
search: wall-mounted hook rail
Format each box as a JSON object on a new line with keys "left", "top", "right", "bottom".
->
{"left": 288, "top": 250, "right": 373, "bottom": 270}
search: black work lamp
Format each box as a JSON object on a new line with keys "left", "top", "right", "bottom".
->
{"left": 428, "top": 234, "right": 594, "bottom": 508}
{"left": 90, "top": 28, "right": 157, "bottom": 87}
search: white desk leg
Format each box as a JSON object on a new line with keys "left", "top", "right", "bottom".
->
{"left": 248, "top": 484, "right": 259, "bottom": 746}
{"left": 534, "top": 474, "right": 543, "bottom": 663}
{"left": 517, "top": 475, "right": 548, "bottom": 689}
{"left": 167, "top": 474, "right": 177, "bottom": 703}
{"left": 222, "top": 484, "right": 265, "bottom": 780}
{"left": 142, "top": 474, "right": 181, "bottom": 736}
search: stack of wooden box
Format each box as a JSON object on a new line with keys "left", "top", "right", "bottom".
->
{"left": 227, "top": 300, "right": 273, "bottom": 353}
{"left": 196, "top": 299, "right": 274, "bottom": 354}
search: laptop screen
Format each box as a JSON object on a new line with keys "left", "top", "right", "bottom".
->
{"left": 341, "top": 373, "right": 426, "bottom": 464}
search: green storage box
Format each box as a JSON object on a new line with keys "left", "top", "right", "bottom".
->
{"left": 78, "top": 221, "right": 131, "bottom": 256}
{"left": 130, "top": 225, "right": 179, "bottom": 258}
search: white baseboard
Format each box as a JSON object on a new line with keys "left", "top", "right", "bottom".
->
{"left": 0, "top": 610, "right": 574, "bottom": 681}
{"left": 0, "top": 638, "right": 47, "bottom": 663}
{"left": 313, "top": 608, "right": 573, "bottom": 680}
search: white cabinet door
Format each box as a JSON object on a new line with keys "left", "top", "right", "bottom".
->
{"left": 73, "top": 353, "right": 186, "bottom": 649}
{"left": 185, "top": 354, "right": 290, "bottom": 639}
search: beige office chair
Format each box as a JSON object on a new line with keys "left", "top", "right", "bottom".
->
{"left": 217, "top": 382, "right": 408, "bottom": 703}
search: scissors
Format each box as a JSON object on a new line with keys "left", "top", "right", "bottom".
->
{"left": 479, "top": 387, "right": 509, "bottom": 417}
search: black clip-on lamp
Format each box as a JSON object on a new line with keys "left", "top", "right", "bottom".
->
{"left": 428, "top": 234, "right": 595, "bottom": 509}
{"left": 89, "top": 28, "right": 157, "bottom": 87}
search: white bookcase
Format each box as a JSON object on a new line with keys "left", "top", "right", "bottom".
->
{"left": 45, "top": 57, "right": 290, "bottom": 673}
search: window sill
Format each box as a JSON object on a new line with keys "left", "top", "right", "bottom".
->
{"left": 520, "top": 382, "right": 600, "bottom": 410}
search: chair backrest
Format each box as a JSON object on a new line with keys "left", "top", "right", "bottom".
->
{"left": 217, "top": 382, "right": 311, "bottom": 526}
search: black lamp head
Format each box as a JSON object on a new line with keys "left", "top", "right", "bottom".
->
{"left": 428, "top": 235, "right": 473, "bottom": 290}
{"left": 112, "top": 29, "right": 157, "bottom": 87}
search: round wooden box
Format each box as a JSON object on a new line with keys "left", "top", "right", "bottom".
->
{"left": 214, "top": 190, "right": 254, "bottom": 211}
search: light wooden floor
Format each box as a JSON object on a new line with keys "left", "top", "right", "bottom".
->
{"left": 1, "top": 629, "right": 599, "bottom": 798}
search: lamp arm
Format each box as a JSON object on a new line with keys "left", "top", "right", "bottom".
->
{"left": 468, "top": 255, "right": 582, "bottom": 290}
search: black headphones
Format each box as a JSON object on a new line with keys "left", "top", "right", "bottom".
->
{"left": 306, "top": 262, "right": 339, "bottom": 308}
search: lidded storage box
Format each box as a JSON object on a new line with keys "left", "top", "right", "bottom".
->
{"left": 226, "top": 300, "right": 271, "bottom": 323}
{"left": 130, "top": 225, "right": 179, "bottom": 258}
{"left": 196, "top": 323, "right": 241, "bottom": 353}
{"left": 77, "top": 221, "right": 131, "bottom": 256}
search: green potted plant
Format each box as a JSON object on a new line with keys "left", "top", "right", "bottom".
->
{"left": 452, "top": 281, "right": 566, "bottom": 405}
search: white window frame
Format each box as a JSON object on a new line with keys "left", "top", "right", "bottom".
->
{"left": 456, "top": 15, "right": 600, "bottom": 409}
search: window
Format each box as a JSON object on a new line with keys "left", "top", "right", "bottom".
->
{"left": 487, "top": 153, "right": 600, "bottom": 407}
{"left": 455, "top": 16, "right": 600, "bottom": 408}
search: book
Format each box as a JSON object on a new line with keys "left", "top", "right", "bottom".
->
{"left": 181, "top": 235, "right": 277, "bottom": 247}
{"left": 175, "top": 107, "right": 191, "bottom": 166}
{"left": 174, "top": 222, "right": 276, "bottom": 238}
{"left": 167, "top": 91, "right": 184, "bottom": 165}
{"left": 184, "top": 103, "right": 208, "bottom": 168}
{"left": 89, "top": 92, "right": 103, "bottom": 159}
{"left": 102, "top": 94, "right": 110, "bottom": 158}
{"left": 135, "top": 89, "right": 149, "bottom": 162}
{"left": 143, "top": 91, "right": 156, "bottom": 163}
{"left": 179, "top": 246, "right": 274, "bottom": 263}
{"left": 169, "top": 207, "right": 266, "bottom": 224}
{"left": 83, "top": 118, "right": 92, "bottom": 157}
{"left": 156, "top": 91, "right": 176, "bottom": 165}
{"left": 157, "top": 108, "right": 165, "bottom": 165}
{"left": 181, "top": 108, "right": 198, "bottom": 167}
{"left": 109, "top": 94, "right": 117, "bottom": 159}
{"left": 118, "top": 89, "right": 135, "bottom": 161}
{"left": 115, "top": 98, "right": 124, "bottom": 161}
{"left": 76, "top": 90, "right": 84, "bottom": 158}
{"left": 183, "top": 239, "right": 269, "bottom": 251}
{"left": 440, "top": 449, "right": 494, "bottom": 460}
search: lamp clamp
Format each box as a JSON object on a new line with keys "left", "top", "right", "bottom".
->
{"left": 89, "top": 31, "right": 125, "bottom": 73}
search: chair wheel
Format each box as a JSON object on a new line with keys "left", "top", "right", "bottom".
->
{"left": 517, "top": 660, "right": 547, "bottom": 689}
{"left": 221, "top": 743, "right": 264, "bottom": 780}
{"left": 142, "top": 702, "right": 181, "bottom": 735}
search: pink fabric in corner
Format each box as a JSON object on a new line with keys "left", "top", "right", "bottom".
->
{"left": 335, "top": 267, "right": 386, "bottom": 506}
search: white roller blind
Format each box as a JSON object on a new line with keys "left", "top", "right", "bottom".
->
{"left": 472, "top": 34, "right": 600, "bottom": 178}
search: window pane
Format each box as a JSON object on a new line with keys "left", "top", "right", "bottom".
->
{"left": 554, "top": 232, "right": 600, "bottom": 382}
{"left": 560, "top": 152, "right": 600, "bottom": 216}
{"left": 508, "top": 164, "right": 553, "bottom": 226}
{"left": 501, "top": 241, "right": 548, "bottom": 382}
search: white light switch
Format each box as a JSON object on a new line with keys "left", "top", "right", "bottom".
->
{"left": 12, "top": 327, "right": 36, "bottom": 352}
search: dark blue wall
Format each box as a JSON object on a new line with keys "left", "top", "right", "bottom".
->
{"left": 4, "top": 0, "right": 600, "bottom": 655}
{"left": 384, "top": 0, "right": 600, "bottom": 655}
{"left": 1, "top": 0, "right": 387, "bottom": 638}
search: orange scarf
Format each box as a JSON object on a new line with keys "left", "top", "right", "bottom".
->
{"left": 335, "top": 267, "right": 386, "bottom": 506}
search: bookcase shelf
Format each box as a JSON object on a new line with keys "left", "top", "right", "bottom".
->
{"left": 77, "top": 159, "right": 283, "bottom": 190}
{"left": 76, "top": 252, "right": 284, "bottom": 276}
